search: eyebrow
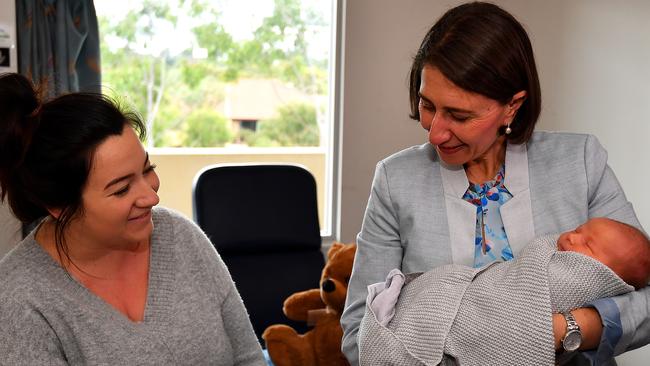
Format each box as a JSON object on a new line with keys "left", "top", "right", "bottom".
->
{"left": 418, "top": 93, "right": 473, "bottom": 114}
{"left": 103, "top": 152, "right": 150, "bottom": 190}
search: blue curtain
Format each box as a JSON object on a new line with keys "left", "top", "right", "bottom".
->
{"left": 16, "top": 0, "right": 101, "bottom": 99}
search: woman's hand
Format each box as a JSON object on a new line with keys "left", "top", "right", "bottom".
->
{"left": 553, "top": 307, "right": 603, "bottom": 351}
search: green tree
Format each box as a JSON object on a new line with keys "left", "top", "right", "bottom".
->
{"left": 184, "top": 109, "right": 233, "bottom": 147}
{"left": 254, "top": 102, "right": 319, "bottom": 147}
{"left": 193, "top": 22, "right": 234, "bottom": 65}
{"left": 98, "top": 0, "right": 330, "bottom": 148}
{"left": 222, "top": 0, "right": 327, "bottom": 93}
{"left": 152, "top": 103, "right": 183, "bottom": 146}
{"left": 99, "top": 0, "right": 180, "bottom": 147}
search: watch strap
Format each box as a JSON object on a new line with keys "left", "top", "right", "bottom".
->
{"left": 560, "top": 311, "right": 582, "bottom": 352}
{"left": 562, "top": 311, "right": 579, "bottom": 332}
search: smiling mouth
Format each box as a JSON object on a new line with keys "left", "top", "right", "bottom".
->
{"left": 129, "top": 211, "right": 151, "bottom": 221}
{"left": 437, "top": 145, "right": 464, "bottom": 154}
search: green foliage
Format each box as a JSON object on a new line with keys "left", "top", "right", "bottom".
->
{"left": 184, "top": 109, "right": 233, "bottom": 147}
{"left": 193, "top": 22, "right": 234, "bottom": 63}
{"left": 241, "top": 0, "right": 325, "bottom": 91}
{"left": 254, "top": 102, "right": 320, "bottom": 147}
{"left": 181, "top": 60, "right": 215, "bottom": 89}
{"left": 98, "top": 0, "right": 329, "bottom": 147}
{"left": 153, "top": 104, "right": 183, "bottom": 147}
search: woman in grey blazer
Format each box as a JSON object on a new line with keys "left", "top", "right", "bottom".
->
{"left": 341, "top": 2, "right": 648, "bottom": 365}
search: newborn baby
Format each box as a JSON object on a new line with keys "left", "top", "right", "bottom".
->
{"left": 359, "top": 218, "right": 649, "bottom": 366}
{"left": 556, "top": 217, "right": 650, "bottom": 289}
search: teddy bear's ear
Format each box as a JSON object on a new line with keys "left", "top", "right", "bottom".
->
{"left": 327, "top": 242, "right": 345, "bottom": 260}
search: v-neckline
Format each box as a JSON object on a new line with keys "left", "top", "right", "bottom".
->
{"left": 27, "top": 210, "right": 175, "bottom": 328}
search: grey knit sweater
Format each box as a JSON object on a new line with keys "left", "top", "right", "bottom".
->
{"left": 0, "top": 207, "right": 266, "bottom": 365}
{"left": 358, "top": 235, "right": 634, "bottom": 366}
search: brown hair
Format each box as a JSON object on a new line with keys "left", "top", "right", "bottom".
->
{"left": 0, "top": 73, "right": 145, "bottom": 264}
{"left": 616, "top": 221, "right": 650, "bottom": 290}
{"left": 408, "top": 2, "right": 541, "bottom": 144}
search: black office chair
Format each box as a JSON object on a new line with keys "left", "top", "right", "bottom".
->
{"left": 192, "top": 163, "right": 325, "bottom": 342}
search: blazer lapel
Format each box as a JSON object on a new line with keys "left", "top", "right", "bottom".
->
{"left": 439, "top": 141, "right": 536, "bottom": 265}
{"left": 501, "top": 142, "right": 535, "bottom": 255}
{"left": 440, "top": 162, "right": 476, "bottom": 266}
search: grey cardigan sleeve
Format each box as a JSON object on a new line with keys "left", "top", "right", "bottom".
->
{"left": 220, "top": 283, "right": 268, "bottom": 366}
{"left": 583, "top": 135, "right": 650, "bottom": 355}
{"left": 186, "top": 218, "right": 267, "bottom": 366}
{"left": 0, "top": 296, "right": 68, "bottom": 365}
{"left": 341, "top": 161, "right": 404, "bottom": 366}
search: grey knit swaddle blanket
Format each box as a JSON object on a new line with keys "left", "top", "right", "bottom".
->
{"left": 358, "top": 235, "right": 634, "bottom": 366}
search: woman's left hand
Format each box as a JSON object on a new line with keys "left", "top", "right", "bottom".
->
{"left": 553, "top": 307, "right": 603, "bottom": 351}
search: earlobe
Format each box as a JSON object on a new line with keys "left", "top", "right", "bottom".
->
{"left": 47, "top": 208, "right": 62, "bottom": 220}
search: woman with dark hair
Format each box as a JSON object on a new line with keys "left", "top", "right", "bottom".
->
{"left": 0, "top": 73, "right": 266, "bottom": 365}
{"left": 341, "top": 2, "right": 647, "bottom": 365}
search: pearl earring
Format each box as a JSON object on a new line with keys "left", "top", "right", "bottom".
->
{"left": 505, "top": 124, "right": 512, "bottom": 135}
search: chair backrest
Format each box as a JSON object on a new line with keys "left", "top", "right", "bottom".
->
{"left": 192, "top": 163, "right": 324, "bottom": 341}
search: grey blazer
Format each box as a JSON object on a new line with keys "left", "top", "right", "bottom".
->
{"left": 341, "top": 131, "right": 647, "bottom": 365}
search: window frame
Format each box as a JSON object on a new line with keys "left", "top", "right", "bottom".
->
{"left": 97, "top": 0, "right": 343, "bottom": 240}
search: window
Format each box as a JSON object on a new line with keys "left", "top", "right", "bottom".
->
{"left": 95, "top": 0, "right": 339, "bottom": 237}
{"left": 239, "top": 120, "right": 258, "bottom": 132}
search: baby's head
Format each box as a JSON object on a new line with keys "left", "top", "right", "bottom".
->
{"left": 557, "top": 218, "right": 650, "bottom": 289}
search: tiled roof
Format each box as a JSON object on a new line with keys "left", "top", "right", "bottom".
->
{"left": 218, "top": 78, "right": 309, "bottom": 120}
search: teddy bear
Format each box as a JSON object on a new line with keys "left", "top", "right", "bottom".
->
{"left": 262, "top": 242, "right": 356, "bottom": 366}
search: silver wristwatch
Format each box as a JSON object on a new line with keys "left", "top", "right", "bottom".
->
{"left": 561, "top": 311, "right": 582, "bottom": 352}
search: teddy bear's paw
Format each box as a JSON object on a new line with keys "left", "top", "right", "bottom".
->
{"left": 262, "top": 324, "right": 299, "bottom": 341}
{"left": 263, "top": 325, "right": 316, "bottom": 366}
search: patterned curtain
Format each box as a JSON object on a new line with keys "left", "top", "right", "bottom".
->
{"left": 16, "top": 0, "right": 100, "bottom": 99}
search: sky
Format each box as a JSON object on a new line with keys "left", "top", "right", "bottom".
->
{"left": 94, "top": 0, "right": 333, "bottom": 58}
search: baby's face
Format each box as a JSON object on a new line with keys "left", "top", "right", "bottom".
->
{"left": 557, "top": 218, "right": 630, "bottom": 271}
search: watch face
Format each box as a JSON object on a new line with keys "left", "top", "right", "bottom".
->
{"left": 563, "top": 330, "right": 582, "bottom": 352}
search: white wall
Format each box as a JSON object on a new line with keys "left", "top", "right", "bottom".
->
{"left": 340, "top": 0, "right": 650, "bottom": 363}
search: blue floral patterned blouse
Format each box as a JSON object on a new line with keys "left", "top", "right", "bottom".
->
{"left": 462, "top": 165, "right": 515, "bottom": 268}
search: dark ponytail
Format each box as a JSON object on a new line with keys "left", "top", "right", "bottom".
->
{"left": 0, "top": 73, "right": 47, "bottom": 222}
{"left": 0, "top": 73, "right": 146, "bottom": 262}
